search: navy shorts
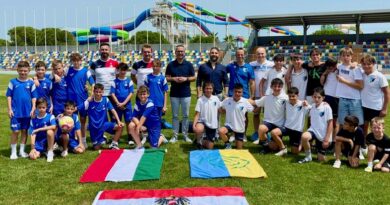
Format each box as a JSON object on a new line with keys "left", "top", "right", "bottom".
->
{"left": 285, "top": 128, "right": 302, "bottom": 147}
{"left": 35, "top": 135, "right": 48, "bottom": 153}
{"left": 10, "top": 117, "right": 30, "bottom": 131}
{"left": 115, "top": 107, "right": 133, "bottom": 122}
{"left": 197, "top": 122, "right": 217, "bottom": 142}
{"left": 263, "top": 121, "right": 287, "bottom": 136}
{"left": 363, "top": 107, "right": 381, "bottom": 123}
{"left": 56, "top": 131, "right": 80, "bottom": 151}
{"left": 225, "top": 126, "right": 244, "bottom": 141}
{"left": 89, "top": 122, "right": 116, "bottom": 146}
{"left": 309, "top": 131, "right": 331, "bottom": 155}
{"left": 147, "top": 123, "right": 162, "bottom": 148}
{"left": 324, "top": 95, "right": 339, "bottom": 118}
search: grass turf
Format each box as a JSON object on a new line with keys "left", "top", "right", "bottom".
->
{"left": 0, "top": 74, "right": 390, "bottom": 205}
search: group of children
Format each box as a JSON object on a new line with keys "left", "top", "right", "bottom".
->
{"left": 192, "top": 47, "right": 390, "bottom": 172}
{"left": 6, "top": 47, "right": 390, "bottom": 173}
{"left": 7, "top": 53, "right": 168, "bottom": 162}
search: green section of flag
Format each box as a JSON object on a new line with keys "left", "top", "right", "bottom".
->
{"left": 133, "top": 149, "right": 165, "bottom": 181}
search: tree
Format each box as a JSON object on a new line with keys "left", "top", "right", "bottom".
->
{"left": 312, "top": 29, "right": 344, "bottom": 35}
{"left": 223, "top": 34, "right": 235, "bottom": 49}
{"left": 189, "top": 33, "right": 219, "bottom": 43}
{"left": 125, "top": 30, "right": 169, "bottom": 44}
{"left": 7, "top": 26, "right": 75, "bottom": 46}
{"left": 0, "top": 39, "right": 8, "bottom": 46}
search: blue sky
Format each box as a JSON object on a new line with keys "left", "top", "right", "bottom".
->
{"left": 1, "top": 0, "right": 390, "bottom": 41}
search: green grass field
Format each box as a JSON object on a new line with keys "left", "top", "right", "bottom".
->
{"left": 1, "top": 74, "right": 390, "bottom": 205}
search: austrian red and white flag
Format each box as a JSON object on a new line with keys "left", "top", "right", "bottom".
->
{"left": 92, "top": 187, "right": 249, "bottom": 205}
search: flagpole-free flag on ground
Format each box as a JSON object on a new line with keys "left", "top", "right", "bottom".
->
{"left": 92, "top": 187, "right": 249, "bottom": 205}
{"left": 80, "top": 149, "right": 165, "bottom": 183}
{"left": 190, "top": 149, "right": 267, "bottom": 178}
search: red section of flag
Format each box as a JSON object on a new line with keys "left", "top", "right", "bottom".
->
{"left": 98, "top": 187, "right": 245, "bottom": 200}
{"left": 80, "top": 150, "right": 124, "bottom": 183}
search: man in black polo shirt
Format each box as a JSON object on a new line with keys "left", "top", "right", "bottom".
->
{"left": 165, "top": 45, "right": 196, "bottom": 143}
{"left": 196, "top": 47, "right": 229, "bottom": 100}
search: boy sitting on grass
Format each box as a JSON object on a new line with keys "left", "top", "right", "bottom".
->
{"left": 333, "top": 115, "right": 364, "bottom": 168}
{"left": 364, "top": 117, "right": 390, "bottom": 173}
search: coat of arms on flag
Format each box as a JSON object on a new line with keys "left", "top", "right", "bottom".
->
{"left": 92, "top": 187, "right": 249, "bottom": 205}
{"left": 190, "top": 149, "right": 267, "bottom": 178}
{"left": 80, "top": 149, "right": 165, "bottom": 183}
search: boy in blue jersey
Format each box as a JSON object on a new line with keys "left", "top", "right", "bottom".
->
{"left": 110, "top": 63, "right": 134, "bottom": 145}
{"left": 65, "top": 53, "right": 95, "bottom": 148}
{"left": 7, "top": 61, "right": 37, "bottom": 160}
{"left": 129, "top": 85, "right": 164, "bottom": 148}
{"left": 144, "top": 59, "right": 168, "bottom": 117}
{"left": 78, "top": 84, "right": 123, "bottom": 150}
{"left": 33, "top": 61, "right": 53, "bottom": 113}
{"left": 56, "top": 101, "right": 85, "bottom": 157}
{"left": 51, "top": 60, "right": 68, "bottom": 116}
{"left": 28, "top": 98, "right": 56, "bottom": 162}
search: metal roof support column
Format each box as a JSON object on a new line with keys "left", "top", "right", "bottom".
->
{"left": 356, "top": 14, "right": 361, "bottom": 44}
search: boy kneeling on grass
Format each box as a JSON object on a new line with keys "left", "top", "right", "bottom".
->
{"left": 77, "top": 83, "right": 124, "bottom": 150}
{"left": 333, "top": 115, "right": 364, "bottom": 168}
{"left": 364, "top": 117, "right": 390, "bottom": 173}
{"left": 56, "top": 101, "right": 85, "bottom": 157}
{"left": 29, "top": 98, "right": 56, "bottom": 162}
{"left": 129, "top": 85, "right": 167, "bottom": 149}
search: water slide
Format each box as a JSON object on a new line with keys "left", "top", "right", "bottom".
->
{"left": 173, "top": 13, "right": 211, "bottom": 35}
{"left": 74, "top": 9, "right": 151, "bottom": 45}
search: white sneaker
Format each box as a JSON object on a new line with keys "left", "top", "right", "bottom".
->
{"left": 275, "top": 148, "right": 288, "bottom": 157}
{"left": 19, "top": 151, "right": 29, "bottom": 158}
{"left": 83, "top": 141, "right": 88, "bottom": 149}
{"left": 61, "top": 150, "right": 68, "bottom": 157}
{"left": 53, "top": 142, "right": 59, "bottom": 151}
{"left": 253, "top": 139, "right": 260, "bottom": 145}
{"left": 333, "top": 160, "right": 341, "bottom": 168}
{"left": 373, "top": 159, "right": 380, "bottom": 163}
{"left": 359, "top": 149, "right": 365, "bottom": 160}
{"left": 160, "top": 134, "right": 168, "bottom": 144}
{"left": 184, "top": 136, "right": 192, "bottom": 143}
{"left": 47, "top": 151, "right": 54, "bottom": 162}
{"left": 141, "top": 133, "right": 148, "bottom": 145}
{"left": 243, "top": 136, "right": 247, "bottom": 142}
{"left": 10, "top": 153, "right": 18, "bottom": 160}
{"left": 229, "top": 136, "right": 235, "bottom": 142}
{"left": 169, "top": 137, "right": 177, "bottom": 143}
{"left": 128, "top": 140, "right": 135, "bottom": 145}
{"left": 361, "top": 147, "right": 368, "bottom": 156}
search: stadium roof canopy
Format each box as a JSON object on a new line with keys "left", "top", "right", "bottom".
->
{"left": 246, "top": 9, "right": 390, "bottom": 27}
{"left": 246, "top": 9, "right": 390, "bottom": 44}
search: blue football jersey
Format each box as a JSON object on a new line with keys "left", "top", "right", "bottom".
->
{"left": 133, "top": 99, "right": 160, "bottom": 127}
{"left": 78, "top": 97, "right": 113, "bottom": 129}
{"left": 28, "top": 113, "right": 56, "bottom": 137}
{"left": 6, "top": 78, "right": 38, "bottom": 118}
{"left": 110, "top": 77, "right": 134, "bottom": 109}
{"left": 144, "top": 73, "right": 168, "bottom": 108}
{"left": 65, "top": 67, "right": 95, "bottom": 103}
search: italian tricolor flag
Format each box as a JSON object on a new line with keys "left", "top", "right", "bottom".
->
{"left": 92, "top": 187, "right": 249, "bottom": 205}
{"left": 80, "top": 149, "right": 165, "bottom": 183}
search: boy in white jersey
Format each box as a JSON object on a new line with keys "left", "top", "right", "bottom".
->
{"left": 298, "top": 87, "right": 333, "bottom": 163}
{"left": 193, "top": 82, "right": 221, "bottom": 149}
{"left": 284, "top": 87, "right": 310, "bottom": 155}
{"left": 335, "top": 47, "right": 364, "bottom": 126}
{"left": 321, "top": 58, "right": 340, "bottom": 146}
{"left": 219, "top": 83, "right": 254, "bottom": 149}
{"left": 250, "top": 78, "right": 288, "bottom": 154}
{"left": 360, "top": 54, "right": 389, "bottom": 137}
{"left": 288, "top": 53, "right": 307, "bottom": 100}
{"left": 260, "top": 54, "right": 286, "bottom": 96}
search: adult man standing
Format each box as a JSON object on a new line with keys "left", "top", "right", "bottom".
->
{"left": 90, "top": 42, "right": 118, "bottom": 97}
{"left": 165, "top": 45, "right": 196, "bottom": 143}
{"left": 226, "top": 48, "right": 255, "bottom": 141}
{"left": 131, "top": 44, "right": 154, "bottom": 87}
{"left": 196, "top": 47, "right": 229, "bottom": 99}
{"left": 249, "top": 47, "right": 274, "bottom": 141}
